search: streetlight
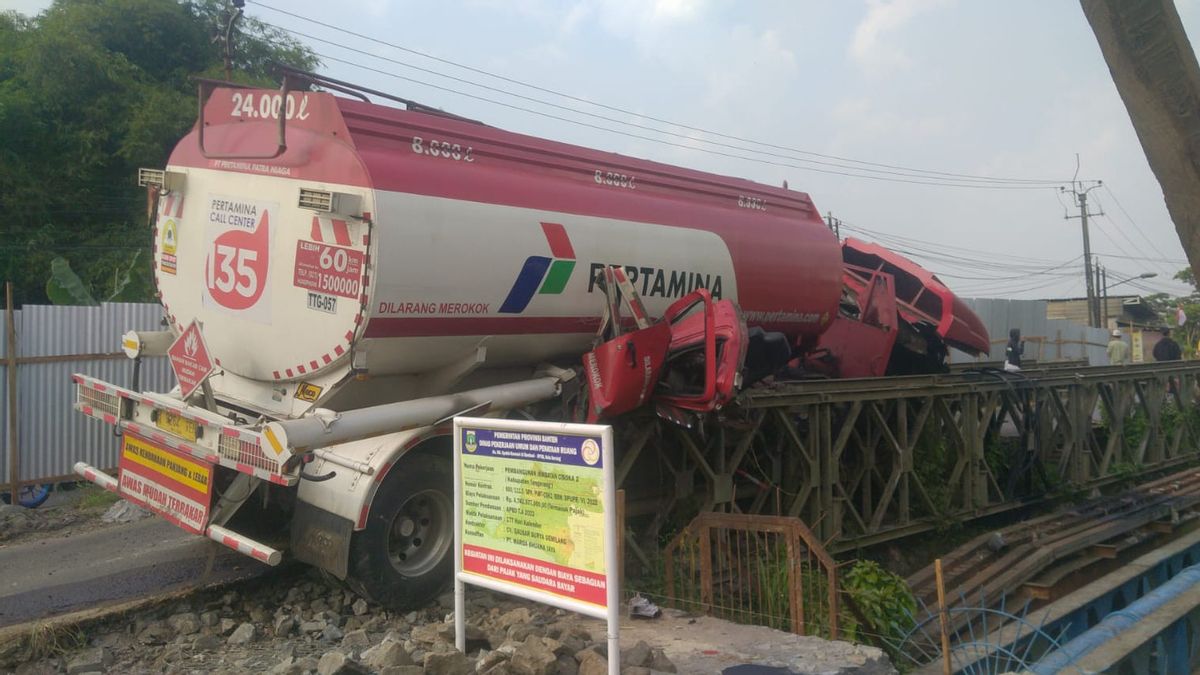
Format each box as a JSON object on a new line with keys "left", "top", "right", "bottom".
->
{"left": 1101, "top": 269, "right": 1158, "bottom": 327}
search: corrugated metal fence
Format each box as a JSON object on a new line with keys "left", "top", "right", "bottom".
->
{"left": 2, "top": 300, "right": 172, "bottom": 489}
{"left": 952, "top": 298, "right": 1112, "bottom": 365}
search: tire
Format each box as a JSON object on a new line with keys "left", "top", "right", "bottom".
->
{"left": 0, "top": 483, "right": 51, "bottom": 508}
{"left": 345, "top": 450, "right": 454, "bottom": 610}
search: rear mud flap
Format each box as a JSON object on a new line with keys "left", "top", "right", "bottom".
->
{"left": 291, "top": 500, "right": 353, "bottom": 579}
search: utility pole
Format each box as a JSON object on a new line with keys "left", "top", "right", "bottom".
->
{"left": 825, "top": 211, "right": 841, "bottom": 241}
{"left": 1101, "top": 266, "right": 1108, "bottom": 328}
{"left": 220, "top": 0, "right": 245, "bottom": 81}
{"left": 1063, "top": 180, "right": 1104, "bottom": 328}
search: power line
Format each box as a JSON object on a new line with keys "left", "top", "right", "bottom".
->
{"left": 1102, "top": 184, "right": 1177, "bottom": 262}
{"left": 270, "top": 24, "right": 1067, "bottom": 188}
{"left": 835, "top": 220, "right": 1087, "bottom": 293}
{"left": 841, "top": 218, "right": 1106, "bottom": 297}
{"left": 1086, "top": 194, "right": 1173, "bottom": 278}
{"left": 304, "top": 49, "right": 1065, "bottom": 191}
{"left": 1090, "top": 219, "right": 1165, "bottom": 275}
{"left": 248, "top": 0, "right": 1072, "bottom": 187}
{"left": 838, "top": 221, "right": 1073, "bottom": 266}
{"left": 958, "top": 273, "right": 1085, "bottom": 297}
{"left": 1089, "top": 251, "right": 1187, "bottom": 265}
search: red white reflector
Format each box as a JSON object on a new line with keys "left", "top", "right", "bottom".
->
{"left": 73, "top": 461, "right": 119, "bottom": 493}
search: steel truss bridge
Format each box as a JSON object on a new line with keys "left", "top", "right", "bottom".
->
{"left": 612, "top": 360, "right": 1200, "bottom": 554}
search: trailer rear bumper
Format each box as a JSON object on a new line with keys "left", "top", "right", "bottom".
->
{"left": 73, "top": 461, "right": 283, "bottom": 566}
{"left": 207, "top": 524, "right": 283, "bottom": 566}
{"left": 72, "top": 373, "right": 297, "bottom": 486}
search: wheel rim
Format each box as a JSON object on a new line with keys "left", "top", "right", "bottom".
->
{"left": 3, "top": 484, "right": 50, "bottom": 508}
{"left": 386, "top": 488, "right": 452, "bottom": 577}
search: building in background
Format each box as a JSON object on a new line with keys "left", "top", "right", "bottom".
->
{"left": 1044, "top": 295, "right": 1164, "bottom": 363}
{"left": 1044, "top": 295, "right": 1160, "bottom": 331}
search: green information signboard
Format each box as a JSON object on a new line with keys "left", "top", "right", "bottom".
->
{"left": 453, "top": 417, "right": 618, "bottom": 673}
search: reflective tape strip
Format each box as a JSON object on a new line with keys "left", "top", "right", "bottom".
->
{"left": 207, "top": 524, "right": 282, "bottom": 565}
{"left": 263, "top": 426, "right": 285, "bottom": 456}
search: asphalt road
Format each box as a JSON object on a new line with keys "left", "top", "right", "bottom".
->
{"left": 0, "top": 518, "right": 272, "bottom": 628}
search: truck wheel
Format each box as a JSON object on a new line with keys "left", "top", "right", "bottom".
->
{"left": 346, "top": 450, "right": 454, "bottom": 610}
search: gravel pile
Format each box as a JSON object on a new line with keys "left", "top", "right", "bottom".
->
{"left": 3, "top": 559, "right": 893, "bottom": 675}
{"left": 5, "top": 568, "right": 680, "bottom": 675}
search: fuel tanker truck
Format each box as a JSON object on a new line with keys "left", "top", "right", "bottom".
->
{"left": 72, "top": 71, "right": 988, "bottom": 610}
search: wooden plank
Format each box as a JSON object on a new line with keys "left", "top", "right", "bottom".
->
{"left": 1022, "top": 582, "right": 1055, "bottom": 601}
{"left": 14, "top": 352, "right": 124, "bottom": 365}
{"left": 6, "top": 283, "right": 17, "bottom": 504}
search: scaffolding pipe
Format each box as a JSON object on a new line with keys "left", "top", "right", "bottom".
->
{"left": 1032, "top": 561, "right": 1200, "bottom": 673}
{"left": 263, "top": 376, "right": 563, "bottom": 453}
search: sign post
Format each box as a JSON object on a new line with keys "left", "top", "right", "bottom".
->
{"left": 453, "top": 417, "right": 618, "bottom": 675}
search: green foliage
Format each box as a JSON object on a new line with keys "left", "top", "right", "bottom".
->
{"left": 1162, "top": 402, "right": 1200, "bottom": 442}
{"left": 45, "top": 257, "right": 98, "bottom": 305}
{"left": 752, "top": 546, "right": 795, "bottom": 631}
{"left": 1109, "top": 461, "right": 1142, "bottom": 489}
{"left": 0, "top": 0, "right": 317, "bottom": 306}
{"left": 1143, "top": 268, "right": 1200, "bottom": 356}
{"left": 44, "top": 252, "right": 147, "bottom": 305}
{"left": 1122, "top": 408, "right": 1148, "bottom": 454}
{"left": 841, "top": 560, "right": 917, "bottom": 645}
{"left": 76, "top": 485, "right": 120, "bottom": 511}
{"left": 984, "top": 435, "right": 1012, "bottom": 481}
{"left": 912, "top": 427, "right": 958, "bottom": 532}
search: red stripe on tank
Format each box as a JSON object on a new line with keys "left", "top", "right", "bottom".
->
{"left": 365, "top": 316, "right": 598, "bottom": 338}
{"left": 332, "top": 219, "right": 351, "bottom": 246}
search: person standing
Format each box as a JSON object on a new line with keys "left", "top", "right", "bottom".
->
{"left": 1004, "top": 328, "right": 1025, "bottom": 372}
{"left": 1153, "top": 327, "right": 1182, "bottom": 361}
{"left": 1108, "top": 329, "right": 1130, "bottom": 365}
{"left": 1153, "top": 327, "right": 1183, "bottom": 395}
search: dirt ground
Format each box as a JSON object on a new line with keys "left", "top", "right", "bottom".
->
{"left": 0, "top": 483, "right": 130, "bottom": 547}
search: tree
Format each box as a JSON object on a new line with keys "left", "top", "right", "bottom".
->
{"left": 1143, "top": 268, "right": 1200, "bottom": 356}
{"left": 0, "top": 0, "right": 317, "bottom": 306}
{"left": 1081, "top": 1, "right": 1200, "bottom": 290}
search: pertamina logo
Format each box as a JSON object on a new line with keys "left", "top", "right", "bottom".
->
{"left": 498, "top": 222, "right": 576, "bottom": 313}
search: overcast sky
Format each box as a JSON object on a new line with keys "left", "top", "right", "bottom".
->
{"left": 10, "top": 0, "right": 1200, "bottom": 300}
